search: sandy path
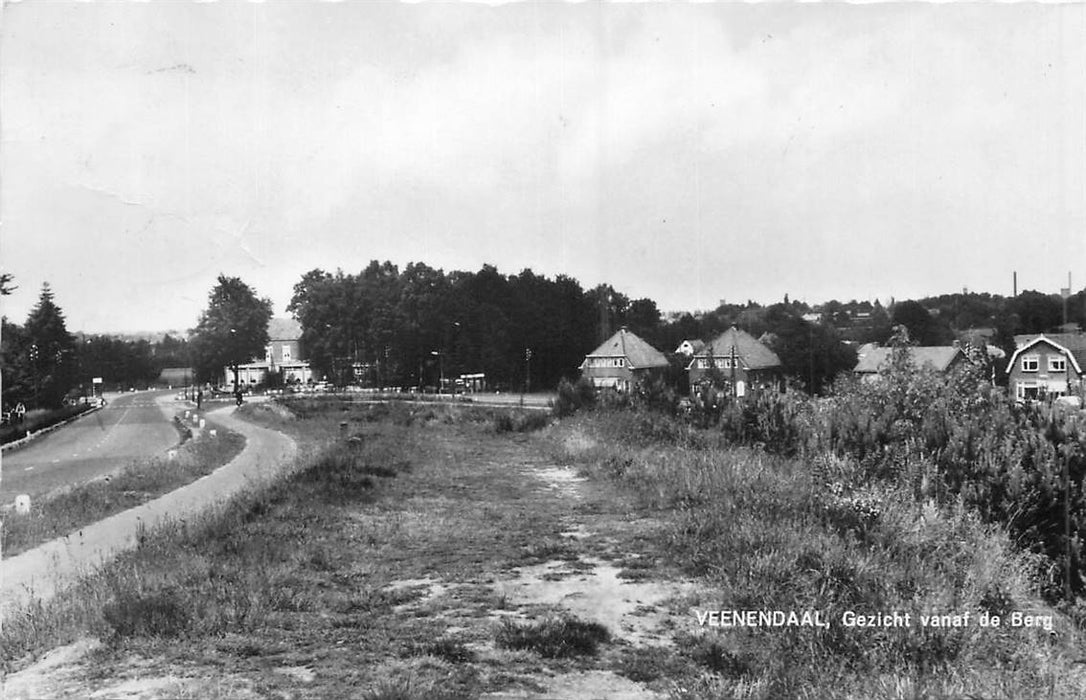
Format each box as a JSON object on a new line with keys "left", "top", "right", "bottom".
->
{"left": 0, "top": 406, "right": 296, "bottom": 616}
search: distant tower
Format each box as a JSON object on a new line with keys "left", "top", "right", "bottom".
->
{"left": 1013, "top": 271, "right": 1017, "bottom": 297}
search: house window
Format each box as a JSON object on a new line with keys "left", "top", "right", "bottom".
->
{"left": 696, "top": 359, "right": 709, "bottom": 369}
{"left": 282, "top": 345, "right": 292, "bottom": 362}
{"left": 717, "top": 358, "right": 732, "bottom": 370}
{"left": 1021, "top": 355, "right": 1039, "bottom": 372}
{"left": 1049, "top": 356, "right": 1067, "bottom": 372}
{"left": 1017, "top": 382, "right": 1038, "bottom": 400}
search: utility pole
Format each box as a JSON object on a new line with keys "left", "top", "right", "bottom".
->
{"left": 525, "top": 348, "right": 533, "bottom": 394}
{"left": 729, "top": 343, "right": 737, "bottom": 399}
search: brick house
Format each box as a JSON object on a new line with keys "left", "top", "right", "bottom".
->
{"left": 1006, "top": 333, "right": 1086, "bottom": 402}
{"left": 686, "top": 327, "right": 781, "bottom": 397}
{"left": 579, "top": 328, "right": 669, "bottom": 391}
{"left": 226, "top": 318, "right": 319, "bottom": 389}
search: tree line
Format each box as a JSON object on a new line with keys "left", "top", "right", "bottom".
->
{"left": 4, "top": 266, "right": 1083, "bottom": 409}
{"left": 1, "top": 280, "right": 194, "bottom": 410}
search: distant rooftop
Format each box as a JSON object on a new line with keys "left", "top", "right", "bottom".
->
{"left": 854, "top": 346, "right": 964, "bottom": 374}
{"left": 268, "top": 317, "right": 303, "bottom": 340}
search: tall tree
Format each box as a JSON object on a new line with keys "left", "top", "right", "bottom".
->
{"left": 1, "top": 318, "right": 31, "bottom": 408}
{"left": 891, "top": 300, "right": 952, "bottom": 346}
{"left": 764, "top": 314, "right": 857, "bottom": 395}
{"left": 23, "top": 283, "right": 77, "bottom": 407}
{"left": 626, "top": 298, "right": 662, "bottom": 341}
{"left": 1009, "top": 290, "right": 1063, "bottom": 334}
{"left": 288, "top": 269, "right": 352, "bottom": 381}
{"left": 190, "top": 275, "right": 273, "bottom": 386}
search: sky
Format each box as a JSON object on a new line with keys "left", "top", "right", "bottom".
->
{"left": 2, "top": 2, "right": 1084, "bottom": 334}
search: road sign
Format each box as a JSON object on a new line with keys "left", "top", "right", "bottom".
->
{"left": 92, "top": 377, "right": 103, "bottom": 384}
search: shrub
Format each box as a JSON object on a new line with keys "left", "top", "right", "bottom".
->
{"left": 495, "top": 616, "right": 610, "bottom": 658}
{"left": 633, "top": 376, "right": 680, "bottom": 415}
{"left": 553, "top": 377, "right": 596, "bottom": 418}
{"left": 295, "top": 444, "right": 376, "bottom": 504}
{"left": 493, "top": 410, "right": 550, "bottom": 433}
{"left": 103, "top": 588, "right": 191, "bottom": 639}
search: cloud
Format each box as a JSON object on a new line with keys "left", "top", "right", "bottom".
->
{"left": 2, "top": 3, "right": 1084, "bottom": 330}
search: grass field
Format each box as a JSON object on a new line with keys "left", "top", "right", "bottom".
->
{"left": 3, "top": 399, "right": 1085, "bottom": 699}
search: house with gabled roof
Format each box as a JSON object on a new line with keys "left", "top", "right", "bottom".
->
{"left": 1007, "top": 333, "right": 1086, "bottom": 402}
{"left": 686, "top": 326, "right": 781, "bottom": 397}
{"left": 853, "top": 345, "right": 966, "bottom": 380}
{"left": 226, "top": 317, "right": 319, "bottom": 389}
{"left": 579, "top": 327, "right": 669, "bottom": 392}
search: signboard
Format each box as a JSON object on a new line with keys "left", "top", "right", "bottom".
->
{"left": 92, "top": 377, "right": 103, "bottom": 384}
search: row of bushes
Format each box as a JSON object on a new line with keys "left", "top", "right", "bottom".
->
{"left": 0, "top": 402, "right": 94, "bottom": 446}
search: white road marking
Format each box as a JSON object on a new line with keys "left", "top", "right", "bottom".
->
{"left": 24, "top": 466, "right": 34, "bottom": 471}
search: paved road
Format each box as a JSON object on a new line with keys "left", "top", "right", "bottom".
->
{"left": 1, "top": 404, "right": 296, "bottom": 613}
{"left": 0, "top": 390, "right": 181, "bottom": 502}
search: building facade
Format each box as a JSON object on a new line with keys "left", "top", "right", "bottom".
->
{"left": 1006, "top": 334, "right": 1086, "bottom": 402}
{"left": 579, "top": 328, "right": 669, "bottom": 392}
{"left": 225, "top": 318, "right": 318, "bottom": 389}
{"left": 686, "top": 327, "right": 781, "bottom": 397}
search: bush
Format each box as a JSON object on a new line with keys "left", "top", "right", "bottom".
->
{"left": 0, "top": 403, "right": 93, "bottom": 445}
{"left": 495, "top": 616, "right": 610, "bottom": 658}
{"left": 494, "top": 410, "right": 550, "bottom": 433}
{"left": 295, "top": 444, "right": 379, "bottom": 504}
{"left": 103, "top": 588, "right": 191, "bottom": 639}
{"left": 632, "top": 376, "right": 680, "bottom": 415}
{"left": 553, "top": 377, "right": 596, "bottom": 418}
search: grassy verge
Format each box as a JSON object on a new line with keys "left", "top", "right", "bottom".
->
{"left": 1, "top": 417, "right": 245, "bottom": 557}
{"left": 5, "top": 402, "right": 1083, "bottom": 699}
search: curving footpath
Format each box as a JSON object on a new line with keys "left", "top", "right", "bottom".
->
{"left": 0, "top": 405, "right": 297, "bottom": 616}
